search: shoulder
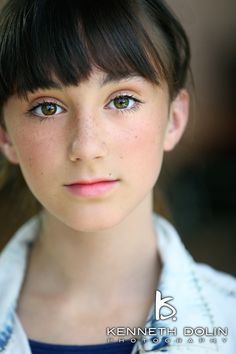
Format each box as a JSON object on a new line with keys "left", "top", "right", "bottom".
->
{"left": 154, "top": 213, "right": 236, "bottom": 327}
{"left": 195, "top": 262, "right": 236, "bottom": 304}
{"left": 0, "top": 214, "right": 41, "bottom": 314}
{"left": 193, "top": 261, "right": 236, "bottom": 335}
{"left": 154, "top": 213, "right": 236, "bottom": 299}
{"left": 196, "top": 262, "right": 236, "bottom": 295}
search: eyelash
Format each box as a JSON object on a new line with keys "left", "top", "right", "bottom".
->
{"left": 26, "top": 99, "right": 65, "bottom": 123}
{"left": 26, "top": 94, "right": 144, "bottom": 123}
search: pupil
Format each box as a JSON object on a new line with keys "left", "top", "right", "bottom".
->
{"left": 114, "top": 96, "right": 129, "bottom": 109}
{"left": 42, "top": 103, "right": 57, "bottom": 115}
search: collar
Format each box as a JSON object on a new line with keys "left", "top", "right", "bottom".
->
{"left": 136, "top": 215, "right": 217, "bottom": 352}
{"left": 0, "top": 213, "right": 41, "bottom": 350}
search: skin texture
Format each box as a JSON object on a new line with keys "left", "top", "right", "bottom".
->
{"left": 0, "top": 69, "right": 189, "bottom": 344}
{"left": 0, "top": 70, "right": 188, "bottom": 232}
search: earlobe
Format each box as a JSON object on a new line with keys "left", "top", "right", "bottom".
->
{"left": 164, "top": 89, "right": 189, "bottom": 151}
{"left": 0, "top": 125, "right": 19, "bottom": 164}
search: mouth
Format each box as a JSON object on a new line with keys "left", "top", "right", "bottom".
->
{"left": 65, "top": 178, "right": 118, "bottom": 186}
{"left": 64, "top": 179, "right": 120, "bottom": 198}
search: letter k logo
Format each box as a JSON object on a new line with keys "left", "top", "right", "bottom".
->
{"left": 155, "top": 290, "right": 177, "bottom": 321}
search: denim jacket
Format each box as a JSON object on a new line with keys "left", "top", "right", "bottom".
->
{"left": 0, "top": 213, "right": 235, "bottom": 354}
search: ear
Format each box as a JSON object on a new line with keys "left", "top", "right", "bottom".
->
{"left": 0, "top": 124, "right": 19, "bottom": 164}
{"left": 164, "top": 89, "right": 189, "bottom": 151}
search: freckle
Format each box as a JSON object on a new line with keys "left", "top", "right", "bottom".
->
{"left": 119, "top": 155, "right": 123, "bottom": 159}
{"left": 135, "top": 135, "right": 138, "bottom": 139}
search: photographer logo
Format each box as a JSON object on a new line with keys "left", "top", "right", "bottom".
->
{"left": 155, "top": 290, "right": 177, "bottom": 321}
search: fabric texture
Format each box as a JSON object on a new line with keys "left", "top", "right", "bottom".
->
{"left": 0, "top": 212, "right": 235, "bottom": 354}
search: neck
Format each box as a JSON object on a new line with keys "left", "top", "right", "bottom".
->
{"left": 28, "top": 193, "right": 161, "bottom": 307}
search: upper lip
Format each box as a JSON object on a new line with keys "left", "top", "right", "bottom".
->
{"left": 64, "top": 178, "right": 118, "bottom": 186}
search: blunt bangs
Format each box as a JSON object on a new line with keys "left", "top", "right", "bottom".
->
{"left": 0, "top": 0, "right": 190, "bottom": 107}
{"left": 0, "top": 0, "right": 165, "bottom": 104}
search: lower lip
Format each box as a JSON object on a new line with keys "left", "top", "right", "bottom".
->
{"left": 65, "top": 180, "right": 119, "bottom": 197}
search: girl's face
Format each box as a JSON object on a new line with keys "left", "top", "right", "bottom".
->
{"left": 0, "top": 69, "right": 188, "bottom": 231}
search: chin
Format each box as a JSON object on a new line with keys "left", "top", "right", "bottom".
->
{"left": 58, "top": 207, "right": 127, "bottom": 233}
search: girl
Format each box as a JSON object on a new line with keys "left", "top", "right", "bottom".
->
{"left": 0, "top": 0, "right": 235, "bottom": 353}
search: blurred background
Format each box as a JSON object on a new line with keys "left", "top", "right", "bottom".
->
{"left": 0, "top": 1, "right": 235, "bottom": 276}
{"left": 156, "top": 0, "right": 236, "bottom": 275}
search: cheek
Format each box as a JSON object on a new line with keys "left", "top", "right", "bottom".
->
{"left": 117, "top": 113, "right": 167, "bottom": 183}
{"left": 12, "top": 127, "right": 61, "bottom": 185}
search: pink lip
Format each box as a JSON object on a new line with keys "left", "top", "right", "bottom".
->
{"left": 64, "top": 180, "right": 119, "bottom": 197}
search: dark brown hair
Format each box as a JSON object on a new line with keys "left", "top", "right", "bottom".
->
{"left": 0, "top": 0, "right": 190, "bottom": 107}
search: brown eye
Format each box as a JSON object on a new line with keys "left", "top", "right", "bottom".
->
{"left": 29, "top": 101, "right": 65, "bottom": 118}
{"left": 41, "top": 102, "right": 57, "bottom": 115}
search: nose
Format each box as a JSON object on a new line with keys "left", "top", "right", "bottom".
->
{"left": 68, "top": 114, "right": 108, "bottom": 162}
